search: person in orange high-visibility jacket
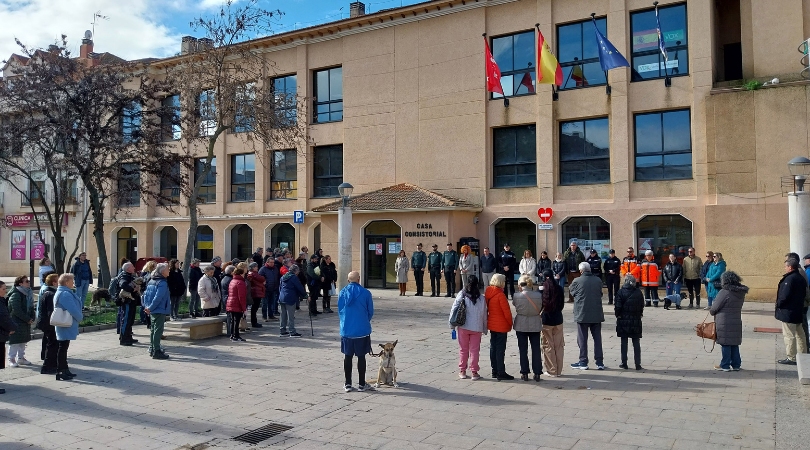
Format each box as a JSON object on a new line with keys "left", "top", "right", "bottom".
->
{"left": 620, "top": 247, "right": 641, "bottom": 282}
{"left": 640, "top": 250, "right": 661, "bottom": 307}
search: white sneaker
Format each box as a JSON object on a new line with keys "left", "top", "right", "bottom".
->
{"left": 16, "top": 357, "right": 31, "bottom": 366}
{"left": 357, "top": 383, "right": 375, "bottom": 392}
{"left": 8, "top": 359, "right": 18, "bottom": 368}
{"left": 343, "top": 384, "right": 355, "bottom": 393}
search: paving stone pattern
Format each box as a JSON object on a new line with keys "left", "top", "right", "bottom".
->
{"left": 0, "top": 290, "right": 802, "bottom": 449}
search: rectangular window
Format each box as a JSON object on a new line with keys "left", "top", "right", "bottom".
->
{"left": 230, "top": 153, "right": 255, "bottom": 202}
{"left": 159, "top": 162, "right": 181, "bottom": 205}
{"left": 493, "top": 125, "right": 537, "bottom": 188}
{"left": 161, "top": 95, "right": 181, "bottom": 141}
{"left": 560, "top": 117, "right": 610, "bottom": 185}
{"left": 491, "top": 31, "right": 535, "bottom": 98}
{"left": 270, "top": 149, "right": 297, "bottom": 199}
{"left": 313, "top": 67, "right": 343, "bottom": 123}
{"left": 198, "top": 89, "right": 217, "bottom": 136}
{"left": 630, "top": 3, "right": 689, "bottom": 81}
{"left": 121, "top": 102, "right": 142, "bottom": 143}
{"left": 61, "top": 178, "right": 79, "bottom": 204}
{"left": 634, "top": 109, "right": 692, "bottom": 181}
{"left": 195, "top": 157, "right": 217, "bottom": 203}
{"left": 272, "top": 75, "right": 297, "bottom": 126}
{"left": 23, "top": 179, "right": 45, "bottom": 206}
{"left": 233, "top": 83, "right": 255, "bottom": 133}
{"left": 1, "top": 117, "right": 24, "bottom": 157}
{"left": 557, "top": 18, "right": 608, "bottom": 90}
{"left": 313, "top": 145, "right": 343, "bottom": 197}
{"left": 118, "top": 163, "right": 140, "bottom": 207}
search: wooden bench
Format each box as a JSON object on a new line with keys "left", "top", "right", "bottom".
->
{"left": 164, "top": 317, "right": 226, "bottom": 340}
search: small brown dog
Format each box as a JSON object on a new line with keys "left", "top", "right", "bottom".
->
{"left": 371, "top": 340, "right": 398, "bottom": 388}
{"left": 90, "top": 289, "right": 112, "bottom": 307}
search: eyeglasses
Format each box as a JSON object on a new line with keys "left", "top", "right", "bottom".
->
{"left": 713, "top": 256, "right": 719, "bottom": 259}
{"left": 22, "top": 280, "right": 29, "bottom": 284}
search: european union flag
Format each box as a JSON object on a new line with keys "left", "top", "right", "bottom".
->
{"left": 592, "top": 18, "right": 630, "bottom": 71}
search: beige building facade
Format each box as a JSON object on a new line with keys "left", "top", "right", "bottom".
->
{"left": 79, "top": 0, "right": 810, "bottom": 299}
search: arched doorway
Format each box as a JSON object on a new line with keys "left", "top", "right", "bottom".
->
{"left": 117, "top": 227, "right": 138, "bottom": 263}
{"left": 271, "top": 223, "right": 295, "bottom": 253}
{"left": 636, "top": 214, "right": 693, "bottom": 265}
{"left": 230, "top": 224, "right": 252, "bottom": 261}
{"left": 195, "top": 225, "right": 214, "bottom": 261}
{"left": 158, "top": 226, "right": 178, "bottom": 259}
{"left": 561, "top": 216, "right": 611, "bottom": 258}
{"left": 494, "top": 218, "right": 536, "bottom": 257}
{"left": 364, "top": 220, "right": 401, "bottom": 289}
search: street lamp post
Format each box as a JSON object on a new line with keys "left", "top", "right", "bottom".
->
{"left": 788, "top": 157, "right": 810, "bottom": 259}
{"left": 337, "top": 182, "right": 354, "bottom": 290}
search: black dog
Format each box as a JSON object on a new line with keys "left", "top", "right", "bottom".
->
{"left": 91, "top": 288, "right": 112, "bottom": 307}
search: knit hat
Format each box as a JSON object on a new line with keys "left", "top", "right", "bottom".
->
{"left": 211, "top": 256, "right": 222, "bottom": 264}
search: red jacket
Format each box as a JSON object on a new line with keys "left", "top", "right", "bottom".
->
{"left": 227, "top": 274, "right": 248, "bottom": 312}
{"left": 640, "top": 259, "right": 661, "bottom": 287}
{"left": 485, "top": 286, "right": 513, "bottom": 333}
{"left": 247, "top": 271, "right": 266, "bottom": 300}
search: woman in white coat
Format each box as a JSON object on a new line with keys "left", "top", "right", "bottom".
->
{"left": 519, "top": 250, "right": 538, "bottom": 285}
{"left": 197, "top": 266, "right": 222, "bottom": 317}
{"left": 395, "top": 250, "right": 410, "bottom": 296}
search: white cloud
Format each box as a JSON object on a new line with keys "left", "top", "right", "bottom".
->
{"left": 0, "top": 0, "right": 182, "bottom": 61}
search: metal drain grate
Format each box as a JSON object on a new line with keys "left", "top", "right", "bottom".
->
{"left": 233, "top": 422, "right": 294, "bottom": 445}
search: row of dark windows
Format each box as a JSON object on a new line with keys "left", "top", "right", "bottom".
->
{"left": 493, "top": 109, "right": 692, "bottom": 188}
{"left": 493, "top": 3, "right": 688, "bottom": 96}
{"left": 120, "top": 146, "right": 343, "bottom": 207}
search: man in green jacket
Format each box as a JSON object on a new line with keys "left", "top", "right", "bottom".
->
{"left": 428, "top": 244, "right": 443, "bottom": 297}
{"left": 442, "top": 243, "right": 458, "bottom": 298}
{"left": 411, "top": 243, "right": 427, "bottom": 296}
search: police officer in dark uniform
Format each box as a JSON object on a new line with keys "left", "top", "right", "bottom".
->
{"left": 442, "top": 243, "right": 458, "bottom": 297}
{"left": 411, "top": 243, "right": 427, "bottom": 296}
{"left": 498, "top": 243, "right": 517, "bottom": 299}
{"left": 587, "top": 249, "right": 603, "bottom": 278}
{"left": 428, "top": 244, "right": 443, "bottom": 297}
{"left": 603, "top": 249, "right": 621, "bottom": 305}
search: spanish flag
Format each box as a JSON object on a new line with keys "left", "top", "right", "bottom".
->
{"left": 537, "top": 29, "right": 563, "bottom": 86}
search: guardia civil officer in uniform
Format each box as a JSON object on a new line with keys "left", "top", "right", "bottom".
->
{"left": 428, "top": 244, "right": 443, "bottom": 297}
{"left": 442, "top": 243, "right": 459, "bottom": 298}
{"left": 411, "top": 243, "right": 427, "bottom": 297}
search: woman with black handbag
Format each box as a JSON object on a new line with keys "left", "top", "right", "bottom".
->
{"left": 449, "top": 275, "right": 487, "bottom": 381}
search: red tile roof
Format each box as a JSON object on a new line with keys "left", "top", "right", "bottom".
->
{"left": 312, "top": 183, "right": 480, "bottom": 212}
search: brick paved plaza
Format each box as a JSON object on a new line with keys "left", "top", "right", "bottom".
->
{"left": 0, "top": 290, "right": 806, "bottom": 450}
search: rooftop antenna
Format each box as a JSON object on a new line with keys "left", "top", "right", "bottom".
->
{"left": 91, "top": 11, "right": 109, "bottom": 39}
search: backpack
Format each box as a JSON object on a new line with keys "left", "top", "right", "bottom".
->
{"left": 109, "top": 273, "right": 122, "bottom": 306}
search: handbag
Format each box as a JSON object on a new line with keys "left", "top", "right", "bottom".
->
{"left": 50, "top": 306, "right": 73, "bottom": 327}
{"left": 712, "top": 280, "right": 722, "bottom": 291}
{"left": 329, "top": 282, "right": 336, "bottom": 296}
{"left": 450, "top": 297, "right": 467, "bottom": 327}
{"left": 695, "top": 311, "right": 716, "bottom": 352}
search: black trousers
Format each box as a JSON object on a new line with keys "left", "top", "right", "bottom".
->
{"left": 620, "top": 336, "right": 641, "bottom": 366}
{"left": 516, "top": 331, "right": 541, "bottom": 375}
{"left": 250, "top": 298, "right": 261, "bottom": 326}
{"left": 429, "top": 268, "right": 442, "bottom": 295}
{"left": 57, "top": 340, "right": 70, "bottom": 371}
{"left": 503, "top": 273, "right": 515, "bottom": 299}
{"left": 344, "top": 354, "right": 367, "bottom": 386}
{"left": 308, "top": 284, "right": 320, "bottom": 313}
{"left": 803, "top": 307, "right": 810, "bottom": 352}
{"left": 644, "top": 287, "right": 659, "bottom": 304}
{"left": 42, "top": 329, "right": 58, "bottom": 370}
{"left": 120, "top": 303, "right": 136, "bottom": 342}
{"left": 228, "top": 312, "right": 243, "bottom": 339}
{"left": 321, "top": 283, "right": 332, "bottom": 310}
{"left": 413, "top": 268, "right": 425, "bottom": 295}
{"left": 684, "top": 278, "right": 701, "bottom": 304}
{"left": 489, "top": 331, "right": 508, "bottom": 376}
{"left": 444, "top": 270, "right": 456, "bottom": 296}
{"left": 606, "top": 274, "right": 620, "bottom": 303}
{"left": 202, "top": 308, "right": 217, "bottom": 317}
{"left": 577, "top": 322, "right": 603, "bottom": 366}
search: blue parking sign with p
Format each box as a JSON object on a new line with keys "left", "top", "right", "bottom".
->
{"left": 294, "top": 210, "right": 305, "bottom": 224}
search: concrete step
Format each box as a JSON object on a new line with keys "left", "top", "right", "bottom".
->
{"left": 798, "top": 353, "right": 810, "bottom": 385}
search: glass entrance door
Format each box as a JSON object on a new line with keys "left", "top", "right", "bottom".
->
{"left": 365, "top": 236, "right": 387, "bottom": 288}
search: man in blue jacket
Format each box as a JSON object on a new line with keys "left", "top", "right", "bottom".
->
{"left": 338, "top": 271, "right": 374, "bottom": 393}
{"left": 70, "top": 252, "right": 93, "bottom": 306}
{"left": 142, "top": 263, "right": 171, "bottom": 360}
{"left": 259, "top": 258, "right": 280, "bottom": 321}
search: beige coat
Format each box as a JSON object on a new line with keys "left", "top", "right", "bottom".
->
{"left": 395, "top": 256, "right": 410, "bottom": 283}
{"left": 512, "top": 288, "right": 543, "bottom": 332}
{"left": 197, "top": 275, "right": 221, "bottom": 309}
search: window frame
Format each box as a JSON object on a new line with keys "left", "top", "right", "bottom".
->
{"left": 121, "top": 101, "right": 142, "bottom": 143}
{"left": 559, "top": 117, "right": 611, "bottom": 186}
{"left": 313, "top": 67, "right": 343, "bottom": 124}
{"left": 198, "top": 89, "right": 217, "bottom": 136}
{"left": 312, "top": 145, "right": 343, "bottom": 198}
{"left": 633, "top": 108, "right": 693, "bottom": 182}
{"left": 492, "top": 124, "right": 537, "bottom": 189}
{"left": 230, "top": 153, "right": 256, "bottom": 202}
{"left": 270, "top": 149, "right": 297, "bottom": 200}
{"left": 194, "top": 157, "right": 217, "bottom": 204}
{"left": 556, "top": 17, "right": 608, "bottom": 91}
{"left": 158, "top": 161, "right": 181, "bottom": 206}
{"left": 490, "top": 30, "right": 536, "bottom": 99}
{"left": 161, "top": 94, "right": 182, "bottom": 141}
{"left": 271, "top": 74, "right": 297, "bottom": 126}
{"left": 117, "top": 163, "right": 141, "bottom": 208}
{"left": 233, "top": 82, "right": 256, "bottom": 133}
{"left": 630, "top": 3, "right": 689, "bottom": 82}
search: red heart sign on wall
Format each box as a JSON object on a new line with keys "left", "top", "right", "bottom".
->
{"left": 537, "top": 208, "right": 553, "bottom": 223}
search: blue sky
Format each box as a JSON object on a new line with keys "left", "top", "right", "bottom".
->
{"left": 0, "top": 0, "right": 428, "bottom": 61}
